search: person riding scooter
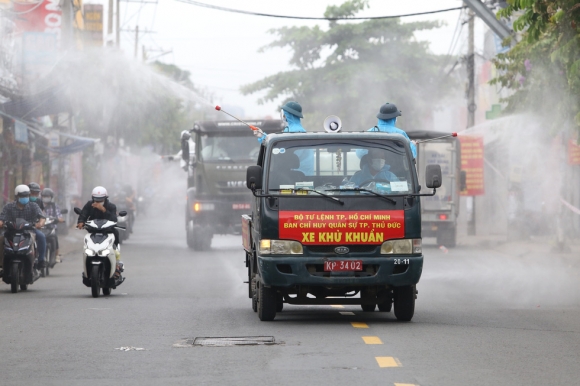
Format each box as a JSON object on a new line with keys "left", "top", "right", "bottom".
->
{"left": 41, "top": 188, "right": 65, "bottom": 264}
{"left": 76, "top": 186, "right": 123, "bottom": 278}
{"left": 28, "top": 182, "right": 44, "bottom": 211}
{"left": 0, "top": 185, "right": 46, "bottom": 275}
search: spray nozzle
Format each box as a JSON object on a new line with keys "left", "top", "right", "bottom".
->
{"left": 215, "top": 105, "right": 221, "bottom": 111}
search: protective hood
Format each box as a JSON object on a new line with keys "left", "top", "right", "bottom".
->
{"left": 282, "top": 111, "right": 306, "bottom": 133}
{"left": 377, "top": 118, "right": 397, "bottom": 130}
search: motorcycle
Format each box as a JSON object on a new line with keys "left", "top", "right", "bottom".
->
{"left": 41, "top": 209, "right": 68, "bottom": 276}
{"left": 74, "top": 208, "right": 127, "bottom": 298}
{"left": 2, "top": 218, "right": 40, "bottom": 293}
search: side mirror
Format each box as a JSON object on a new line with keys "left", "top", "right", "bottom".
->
{"left": 181, "top": 138, "right": 190, "bottom": 163}
{"left": 73, "top": 207, "right": 82, "bottom": 215}
{"left": 425, "top": 164, "right": 442, "bottom": 189}
{"left": 118, "top": 211, "right": 127, "bottom": 217}
{"left": 460, "top": 170, "right": 467, "bottom": 191}
{"left": 60, "top": 209, "right": 68, "bottom": 215}
{"left": 246, "top": 165, "right": 263, "bottom": 190}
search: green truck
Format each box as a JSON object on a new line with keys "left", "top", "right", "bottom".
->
{"left": 180, "top": 120, "right": 282, "bottom": 250}
{"left": 241, "top": 131, "right": 442, "bottom": 321}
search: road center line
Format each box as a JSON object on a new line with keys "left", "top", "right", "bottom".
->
{"left": 350, "top": 322, "right": 368, "bottom": 328}
{"left": 376, "top": 356, "right": 401, "bottom": 368}
{"left": 362, "top": 336, "right": 382, "bottom": 344}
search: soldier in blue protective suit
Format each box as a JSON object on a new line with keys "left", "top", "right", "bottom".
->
{"left": 257, "top": 101, "right": 314, "bottom": 175}
{"left": 357, "top": 103, "right": 417, "bottom": 159}
{"left": 350, "top": 148, "right": 399, "bottom": 187}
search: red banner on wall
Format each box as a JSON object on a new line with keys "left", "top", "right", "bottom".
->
{"left": 279, "top": 210, "right": 405, "bottom": 245}
{"left": 568, "top": 139, "right": 580, "bottom": 165}
{"left": 459, "top": 136, "right": 485, "bottom": 196}
{"left": 13, "top": 0, "right": 62, "bottom": 37}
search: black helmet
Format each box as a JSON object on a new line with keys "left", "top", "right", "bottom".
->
{"left": 41, "top": 188, "right": 54, "bottom": 198}
{"left": 376, "top": 103, "right": 402, "bottom": 120}
{"left": 28, "top": 182, "right": 41, "bottom": 193}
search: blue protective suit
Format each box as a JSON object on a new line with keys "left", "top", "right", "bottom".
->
{"left": 349, "top": 164, "right": 398, "bottom": 187}
{"left": 260, "top": 110, "right": 314, "bottom": 175}
{"left": 356, "top": 118, "right": 417, "bottom": 159}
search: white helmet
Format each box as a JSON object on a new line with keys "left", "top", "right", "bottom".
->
{"left": 91, "top": 186, "right": 108, "bottom": 202}
{"left": 15, "top": 185, "right": 30, "bottom": 197}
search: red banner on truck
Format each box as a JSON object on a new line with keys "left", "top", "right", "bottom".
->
{"left": 279, "top": 210, "right": 405, "bottom": 245}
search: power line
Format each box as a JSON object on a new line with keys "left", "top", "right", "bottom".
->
{"left": 175, "top": 0, "right": 465, "bottom": 21}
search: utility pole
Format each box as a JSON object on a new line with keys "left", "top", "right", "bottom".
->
{"left": 134, "top": 26, "right": 139, "bottom": 58}
{"left": 116, "top": 0, "right": 120, "bottom": 46}
{"left": 108, "top": 0, "right": 113, "bottom": 36}
{"left": 467, "top": 9, "right": 477, "bottom": 236}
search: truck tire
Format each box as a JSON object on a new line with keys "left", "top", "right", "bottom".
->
{"left": 258, "top": 283, "right": 277, "bottom": 321}
{"left": 377, "top": 289, "right": 392, "bottom": 312}
{"left": 361, "top": 304, "right": 376, "bottom": 312}
{"left": 394, "top": 285, "right": 415, "bottom": 321}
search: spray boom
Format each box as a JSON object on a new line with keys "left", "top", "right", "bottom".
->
{"left": 415, "top": 132, "right": 457, "bottom": 144}
{"left": 215, "top": 105, "right": 264, "bottom": 136}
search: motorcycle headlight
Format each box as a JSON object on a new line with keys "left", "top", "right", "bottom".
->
{"left": 98, "top": 249, "right": 110, "bottom": 257}
{"left": 85, "top": 249, "right": 96, "bottom": 256}
{"left": 259, "top": 239, "right": 303, "bottom": 255}
{"left": 380, "top": 239, "right": 421, "bottom": 255}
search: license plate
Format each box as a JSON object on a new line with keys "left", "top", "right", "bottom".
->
{"left": 232, "top": 203, "right": 251, "bottom": 210}
{"left": 324, "top": 260, "right": 363, "bottom": 272}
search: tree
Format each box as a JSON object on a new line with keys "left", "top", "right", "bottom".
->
{"left": 241, "top": 0, "right": 454, "bottom": 131}
{"left": 491, "top": 0, "right": 580, "bottom": 132}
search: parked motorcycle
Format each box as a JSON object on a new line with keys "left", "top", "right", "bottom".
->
{"left": 41, "top": 209, "right": 68, "bottom": 276}
{"left": 2, "top": 218, "right": 40, "bottom": 293}
{"left": 74, "top": 208, "right": 127, "bottom": 298}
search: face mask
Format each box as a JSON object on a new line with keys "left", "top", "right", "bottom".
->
{"left": 30, "top": 196, "right": 37, "bottom": 202}
{"left": 371, "top": 159, "right": 385, "bottom": 170}
{"left": 42, "top": 197, "right": 51, "bottom": 204}
{"left": 18, "top": 197, "right": 29, "bottom": 205}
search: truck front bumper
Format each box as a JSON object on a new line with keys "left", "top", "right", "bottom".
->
{"left": 258, "top": 255, "right": 423, "bottom": 288}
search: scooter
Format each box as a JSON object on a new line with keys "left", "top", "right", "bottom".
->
{"left": 41, "top": 209, "right": 68, "bottom": 276}
{"left": 2, "top": 218, "right": 40, "bottom": 293}
{"left": 74, "top": 208, "right": 127, "bottom": 298}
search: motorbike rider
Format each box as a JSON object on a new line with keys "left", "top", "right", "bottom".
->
{"left": 41, "top": 188, "right": 65, "bottom": 262}
{"left": 0, "top": 185, "right": 47, "bottom": 274}
{"left": 29, "top": 182, "right": 44, "bottom": 211}
{"left": 76, "top": 186, "right": 123, "bottom": 278}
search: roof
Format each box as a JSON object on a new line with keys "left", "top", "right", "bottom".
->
{"left": 263, "top": 131, "right": 411, "bottom": 144}
{"left": 192, "top": 120, "right": 283, "bottom": 134}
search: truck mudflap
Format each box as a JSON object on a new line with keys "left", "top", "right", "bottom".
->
{"left": 257, "top": 255, "right": 423, "bottom": 288}
{"left": 241, "top": 214, "right": 252, "bottom": 253}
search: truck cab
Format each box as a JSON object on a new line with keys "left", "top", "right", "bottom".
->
{"left": 181, "top": 120, "right": 282, "bottom": 250}
{"left": 242, "top": 131, "right": 442, "bottom": 321}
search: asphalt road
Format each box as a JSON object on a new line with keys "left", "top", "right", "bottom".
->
{"left": 0, "top": 212, "right": 578, "bottom": 386}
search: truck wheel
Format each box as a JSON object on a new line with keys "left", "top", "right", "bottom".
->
{"left": 361, "top": 304, "right": 376, "bottom": 312}
{"left": 377, "top": 289, "right": 392, "bottom": 312}
{"left": 393, "top": 285, "right": 415, "bottom": 321}
{"left": 258, "top": 283, "right": 277, "bottom": 321}
{"left": 252, "top": 294, "right": 258, "bottom": 312}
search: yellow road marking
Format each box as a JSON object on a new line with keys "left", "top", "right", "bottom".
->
{"left": 350, "top": 322, "right": 368, "bottom": 328}
{"left": 394, "top": 384, "right": 417, "bottom": 386}
{"left": 339, "top": 311, "right": 355, "bottom": 316}
{"left": 376, "top": 356, "right": 401, "bottom": 368}
{"left": 330, "top": 305, "right": 344, "bottom": 309}
{"left": 362, "top": 336, "right": 383, "bottom": 344}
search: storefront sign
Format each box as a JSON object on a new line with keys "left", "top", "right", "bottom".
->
{"left": 459, "top": 136, "right": 484, "bottom": 196}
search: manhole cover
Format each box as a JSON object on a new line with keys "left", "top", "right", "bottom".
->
{"left": 189, "top": 336, "right": 276, "bottom": 347}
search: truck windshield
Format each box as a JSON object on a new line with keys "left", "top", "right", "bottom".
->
{"left": 267, "top": 139, "right": 414, "bottom": 195}
{"left": 200, "top": 134, "right": 260, "bottom": 162}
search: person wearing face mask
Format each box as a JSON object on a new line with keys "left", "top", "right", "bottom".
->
{"left": 76, "top": 186, "right": 123, "bottom": 278}
{"left": 256, "top": 101, "right": 314, "bottom": 175}
{"left": 349, "top": 148, "right": 399, "bottom": 187}
{"left": 0, "top": 185, "right": 47, "bottom": 274}
{"left": 41, "top": 188, "right": 65, "bottom": 262}
{"left": 28, "top": 182, "right": 44, "bottom": 211}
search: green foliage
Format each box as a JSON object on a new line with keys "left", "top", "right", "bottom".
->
{"left": 492, "top": 0, "right": 580, "bottom": 131}
{"left": 241, "top": 0, "right": 454, "bottom": 131}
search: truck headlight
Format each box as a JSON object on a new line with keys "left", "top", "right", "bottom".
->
{"left": 380, "top": 239, "right": 421, "bottom": 255}
{"left": 85, "top": 249, "right": 96, "bottom": 256}
{"left": 193, "top": 202, "right": 215, "bottom": 212}
{"left": 260, "top": 239, "right": 303, "bottom": 255}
